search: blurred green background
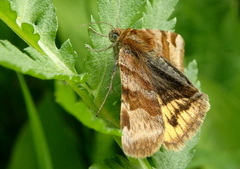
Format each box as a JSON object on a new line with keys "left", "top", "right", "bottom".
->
{"left": 0, "top": 0, "right": 240, "bottom": 168}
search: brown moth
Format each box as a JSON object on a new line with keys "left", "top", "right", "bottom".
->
{"left": 107, "top": 28, "right": 210, "bottom": 158}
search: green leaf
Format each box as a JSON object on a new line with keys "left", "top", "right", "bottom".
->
{"left": 184, "top": 60, "right": 201, "bottom": 89}
{"left": 152, "top": 133, "right": 199, "bottom": 169}
{"left": 97, "top": 0, "right": 145, "bottom": 29}
{"left": 0, "top": 40, "right": 79, "bottom": 80}
{"left": 142, "top": 0, "right": 178, "bottom": 30}
{"left": 0, "top": 0, "right": 79, "bottom": 81}
{"left": 17, "top": 73, "right": 53, "bottom": 169}
{"left": 55, "top": 80, "right": 121, "bottom": 136}
{"left": 8, "top": 124, "right": 44, "bottom": 169}
{"left": 8, "top": 84, "right": 85, "bottom": 169}
{"left": 89, "top": 155, "right": 143, "bottom": 169}
{"left": 0, "top": 0, "right": 40, "bottom": 50}
{"left": 0, "top": 0, "right": 96, "bottom": 119}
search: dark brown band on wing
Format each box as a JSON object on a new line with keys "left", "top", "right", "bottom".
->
{"left": 160, "top": 31, "right": 170, "bottom": 60}
{"left": 122, "top": 87, "right": 161, "bottom": 116}
{"left": 121, "top": 108, "right": 130, "bottom": 130}
{"left": 170, "top": 32, "right": 178, "bottom": 47}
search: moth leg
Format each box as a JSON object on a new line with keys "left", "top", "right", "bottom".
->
{"left": 96, "top": 60, "right": 119, "bottom": 116}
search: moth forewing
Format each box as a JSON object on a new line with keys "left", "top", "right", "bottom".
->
{"left": 119, "top": 46, "right": 165, "bottom": 158}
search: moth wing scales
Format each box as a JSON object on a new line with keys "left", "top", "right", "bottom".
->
{"left": 151, "top": 30, "right": 184, "bottom": 72}
{"left": 166, "top": 31, "right": 185, "bottom": 72}
{"left": 118, "top": 46, "right": 164, "bottom": 158}
{"left": 160, "top": 93, "right": 209, "bottom": 150}
{"left": 147, "top": 56, "right": 210, "bottom": 150}
{"left": 109, "top": 28, "right": 210, "bottom": 158}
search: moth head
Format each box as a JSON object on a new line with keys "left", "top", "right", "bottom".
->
{"left": 109, "top": 29, "right": 121, "bottom": 43}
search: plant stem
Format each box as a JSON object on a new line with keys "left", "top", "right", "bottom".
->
{"left": 138, "top": 158, "right": 152, "bottom": 169}
{"left": 67, "top": 80, "right": 97, "bottom": 112}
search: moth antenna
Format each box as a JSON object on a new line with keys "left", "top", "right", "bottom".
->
{"left": 96, "top": 60, "right": 118, "bottom": 116}
{"left": 85, "top": 43, "right": 115, "bottom": 52}
{"left": 88, "top": 27, "right": 108, "bottom": 37}
{"left": 85, "top": 25, "right": 116, "bottom": 52}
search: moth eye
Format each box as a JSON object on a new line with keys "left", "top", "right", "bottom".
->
{"left": 109, "top": 32, "right": 119, "bottom": 42}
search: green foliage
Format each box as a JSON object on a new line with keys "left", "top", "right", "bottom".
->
{"left": 1, "top": 0, "right": 240, "bottom": 169}
{"left": 8, "top": 80, "right": 85, "bottom": 169}
{"left": 89, "top": 155, "right": 143, "bottom": 169}
{"left": 55, "top": 81, "right": 121, "bottom": 136}
{"left": 151, "top": 133, "right": 199, "bottom": 169}
{"left": 142, "top": 0, "right": 177, "bottom": 29}
{"left": 0, "top": 0, "right": 78, "bottom": 80}
{"left": 184, "top": 60, "right": 201, "bottom": 89}
{"left": 17, "top": 73, "right": 53, "bottom": 169}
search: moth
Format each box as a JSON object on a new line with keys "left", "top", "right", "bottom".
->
{"left": 104, "top": 28, "right": 210, "bottom": 158}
